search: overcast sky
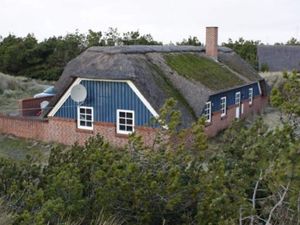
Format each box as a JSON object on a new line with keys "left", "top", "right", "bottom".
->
{"left": 1, "top": 0, "right": 299, "bottom": 44}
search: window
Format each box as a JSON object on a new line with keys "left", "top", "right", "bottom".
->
{"left": 204, "top": 101, "right": 212, "bottom": 123}
{"left": 77, "top": 106, "right": 93, "bottom": 130}
{"left": 235, "top": 92, "right": 241, "bottom": 105}
{"left": 249, "top": 88, "right": 253, "bottom": 105}
{"left": 117, "top": 109, "right": 135, "bottom": 134}
{"left": 220, "top": 97, "right": 227, "bottom": 117}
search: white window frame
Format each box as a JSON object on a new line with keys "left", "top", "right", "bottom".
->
{"left": 235, "top": 92, "right": 241, "bottom": 105}
{"left": 220, "top": 97, "right": 227, "bottom": 117}
{"left": 77, "top": 106, "right": 94, "bottom": 130}
{"left": 249, "top": 88, "right": 253, "bottom": 105}
{"left": 204, "top": 101, "right": 212, "bottom": 123}
{"left": 116, "top": 109, "right": 135, "bottom": 135}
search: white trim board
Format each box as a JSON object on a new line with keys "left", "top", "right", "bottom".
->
{"left": 48, "top": 78, "right": 81, "bottom": 117}
{"left": 257, "top": 81, "right": 262, "bottom": 95}
{"left": 47, "top": 78, "right": 159, "bottom": 118}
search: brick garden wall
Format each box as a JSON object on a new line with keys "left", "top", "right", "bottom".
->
{"left": 0, "top": 114, "right": 156, "bottom": 147}
{"left": 0, "top": 96, "right": 268, "bottom": 147}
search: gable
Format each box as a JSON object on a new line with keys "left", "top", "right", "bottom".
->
{"left": 48, "top": 78, "right": 158, "bottom": 127}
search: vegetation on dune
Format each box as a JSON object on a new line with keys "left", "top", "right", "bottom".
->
{"left": 0, "top": 135, "right": 53, "bottom": 163}
{"left": 164, "top": 53, "right": 245, "bottom": 90}
{"left": 0, "top": 72, "right": 51, "bottom": 115}
{"left": 0, "top": 73, "right": 298, "bottom": 225}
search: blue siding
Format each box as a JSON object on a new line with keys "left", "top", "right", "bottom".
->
{"left": 55, "top": 80, "right": 155, "bottom": 126}
{"left": 209, "top": 83, "right": 260, "bottom": 112}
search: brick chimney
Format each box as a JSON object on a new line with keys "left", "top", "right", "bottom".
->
{"left": 205, "top": 27, "right": 218, "bottom": 59}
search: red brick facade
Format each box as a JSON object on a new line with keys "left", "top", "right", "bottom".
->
{"left": 205, "top": 96, "right": 268, "bottom": 137}
{"left": 0, "top": 96, "right": 267, "bottom": 147}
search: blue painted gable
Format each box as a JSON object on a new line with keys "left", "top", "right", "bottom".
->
{"left": 55, "top": 80, "right": 155, "bottom": 126}
{"left": 209, "top": 82, "right": 260, "bottom": 112}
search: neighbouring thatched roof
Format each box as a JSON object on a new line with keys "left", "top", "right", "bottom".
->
{"left": 45, "top": 45, "right": 263, "bottom": 126}
{"left": 257, "top": 45, "right": 300, "bottom": 72}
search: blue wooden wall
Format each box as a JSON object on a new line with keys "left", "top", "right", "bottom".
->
{"left": 209, "top": 82, "right": 260, "bottom": 112}
{"left": 55, "top": 80, "right": 155, "bottom": 126}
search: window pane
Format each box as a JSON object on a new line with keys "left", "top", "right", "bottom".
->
{"left": 80, "top": 108, "right": 85, "bottom": 113}
{"left": 120, "top": 119, "right": 126, "bottom": 124}
{"left": 80, "top": 121, "right": 85, "bottom": 126}
{"left": 86, "top": 108, "right": 92, "bottom": 114}
{"left": 126, "top": 113, "right": 133, "bottom": 118}
{"left": 119, "top": 125, "right": 126, "bottom": 131}
{"left": 86, "top": 122, "right": 92, "bottom": 127}
{"left": 126, "top": 126, "right": 133, "bottom": 131}
{"left": 119, "top": 112, "right": 126, "bottom": 117}
{"left": 127, "top": 119, "right": 133, "bottom": 125}
{"left": 86, "top": 115, "right": 92, "bottom": 121}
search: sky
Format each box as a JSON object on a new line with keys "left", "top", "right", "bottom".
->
{"left": 1, "top": 0, "right": 299, "bottom": 44}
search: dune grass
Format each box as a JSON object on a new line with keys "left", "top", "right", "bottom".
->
{"left": 0, "top": 72, "right": 52, "bottom": 115}
{"left": 0, "top": 134, "right": 52, "bottom": 163}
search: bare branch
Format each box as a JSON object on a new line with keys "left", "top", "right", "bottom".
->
{"left": 266, "top": 181, "right": 291, "bottom": 225}
{"left": 250, "top": 170, "right": 263, "bottom": 225}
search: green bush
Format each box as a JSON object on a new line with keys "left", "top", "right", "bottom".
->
{"left": 260, "top": 63, "right": 269, "bottom": 72}
{"left": 0, "top": 95, "right": 299, "bottom": 224}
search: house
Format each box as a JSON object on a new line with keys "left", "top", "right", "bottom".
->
{"left": 0, "top": 27, "right": 267, "bottom": 146}
{"left": 257, "top": 45, "right": 300, "bottom": 72}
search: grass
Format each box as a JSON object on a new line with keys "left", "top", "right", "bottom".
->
{"left": 164, "top": 53, "right": 245, "bottom": 91}
{"left": 0, "top": 134, "right": 52, "bottom": 163}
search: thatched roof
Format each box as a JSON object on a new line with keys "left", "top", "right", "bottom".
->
{"left": 257, "top": 45, "right": 300, "bottom": 72}
{"left": 45, "top": 45, "right": 263, "bottom": 126}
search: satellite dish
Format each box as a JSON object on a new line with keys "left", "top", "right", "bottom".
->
{"left": 70, "top": 84, "right": 87, "bottom": 103}
{"left": 40, "top": 101, "right": 49, "bottom": 109}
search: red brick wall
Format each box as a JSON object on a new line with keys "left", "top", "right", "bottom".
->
{"left": 19, "top": 96, "right": 53, "bottom": 117}
{"left": 0, "top": 115, "right": 48, "bottom": 140}
{"left": 0, "top": 114, "right": 156, "bottom": 147}
{"left": 0, "top": 95, "right": 267, "bottom": 146}
{"left": 205, "top": 96, "right": 268, "bottom": 137}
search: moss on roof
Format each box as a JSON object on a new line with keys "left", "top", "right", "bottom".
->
{"left": 147, "top": 61, "right": 197, "bottom": 119}
{"left": 164, "top": 53, "right": 245, "bottom": 91}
